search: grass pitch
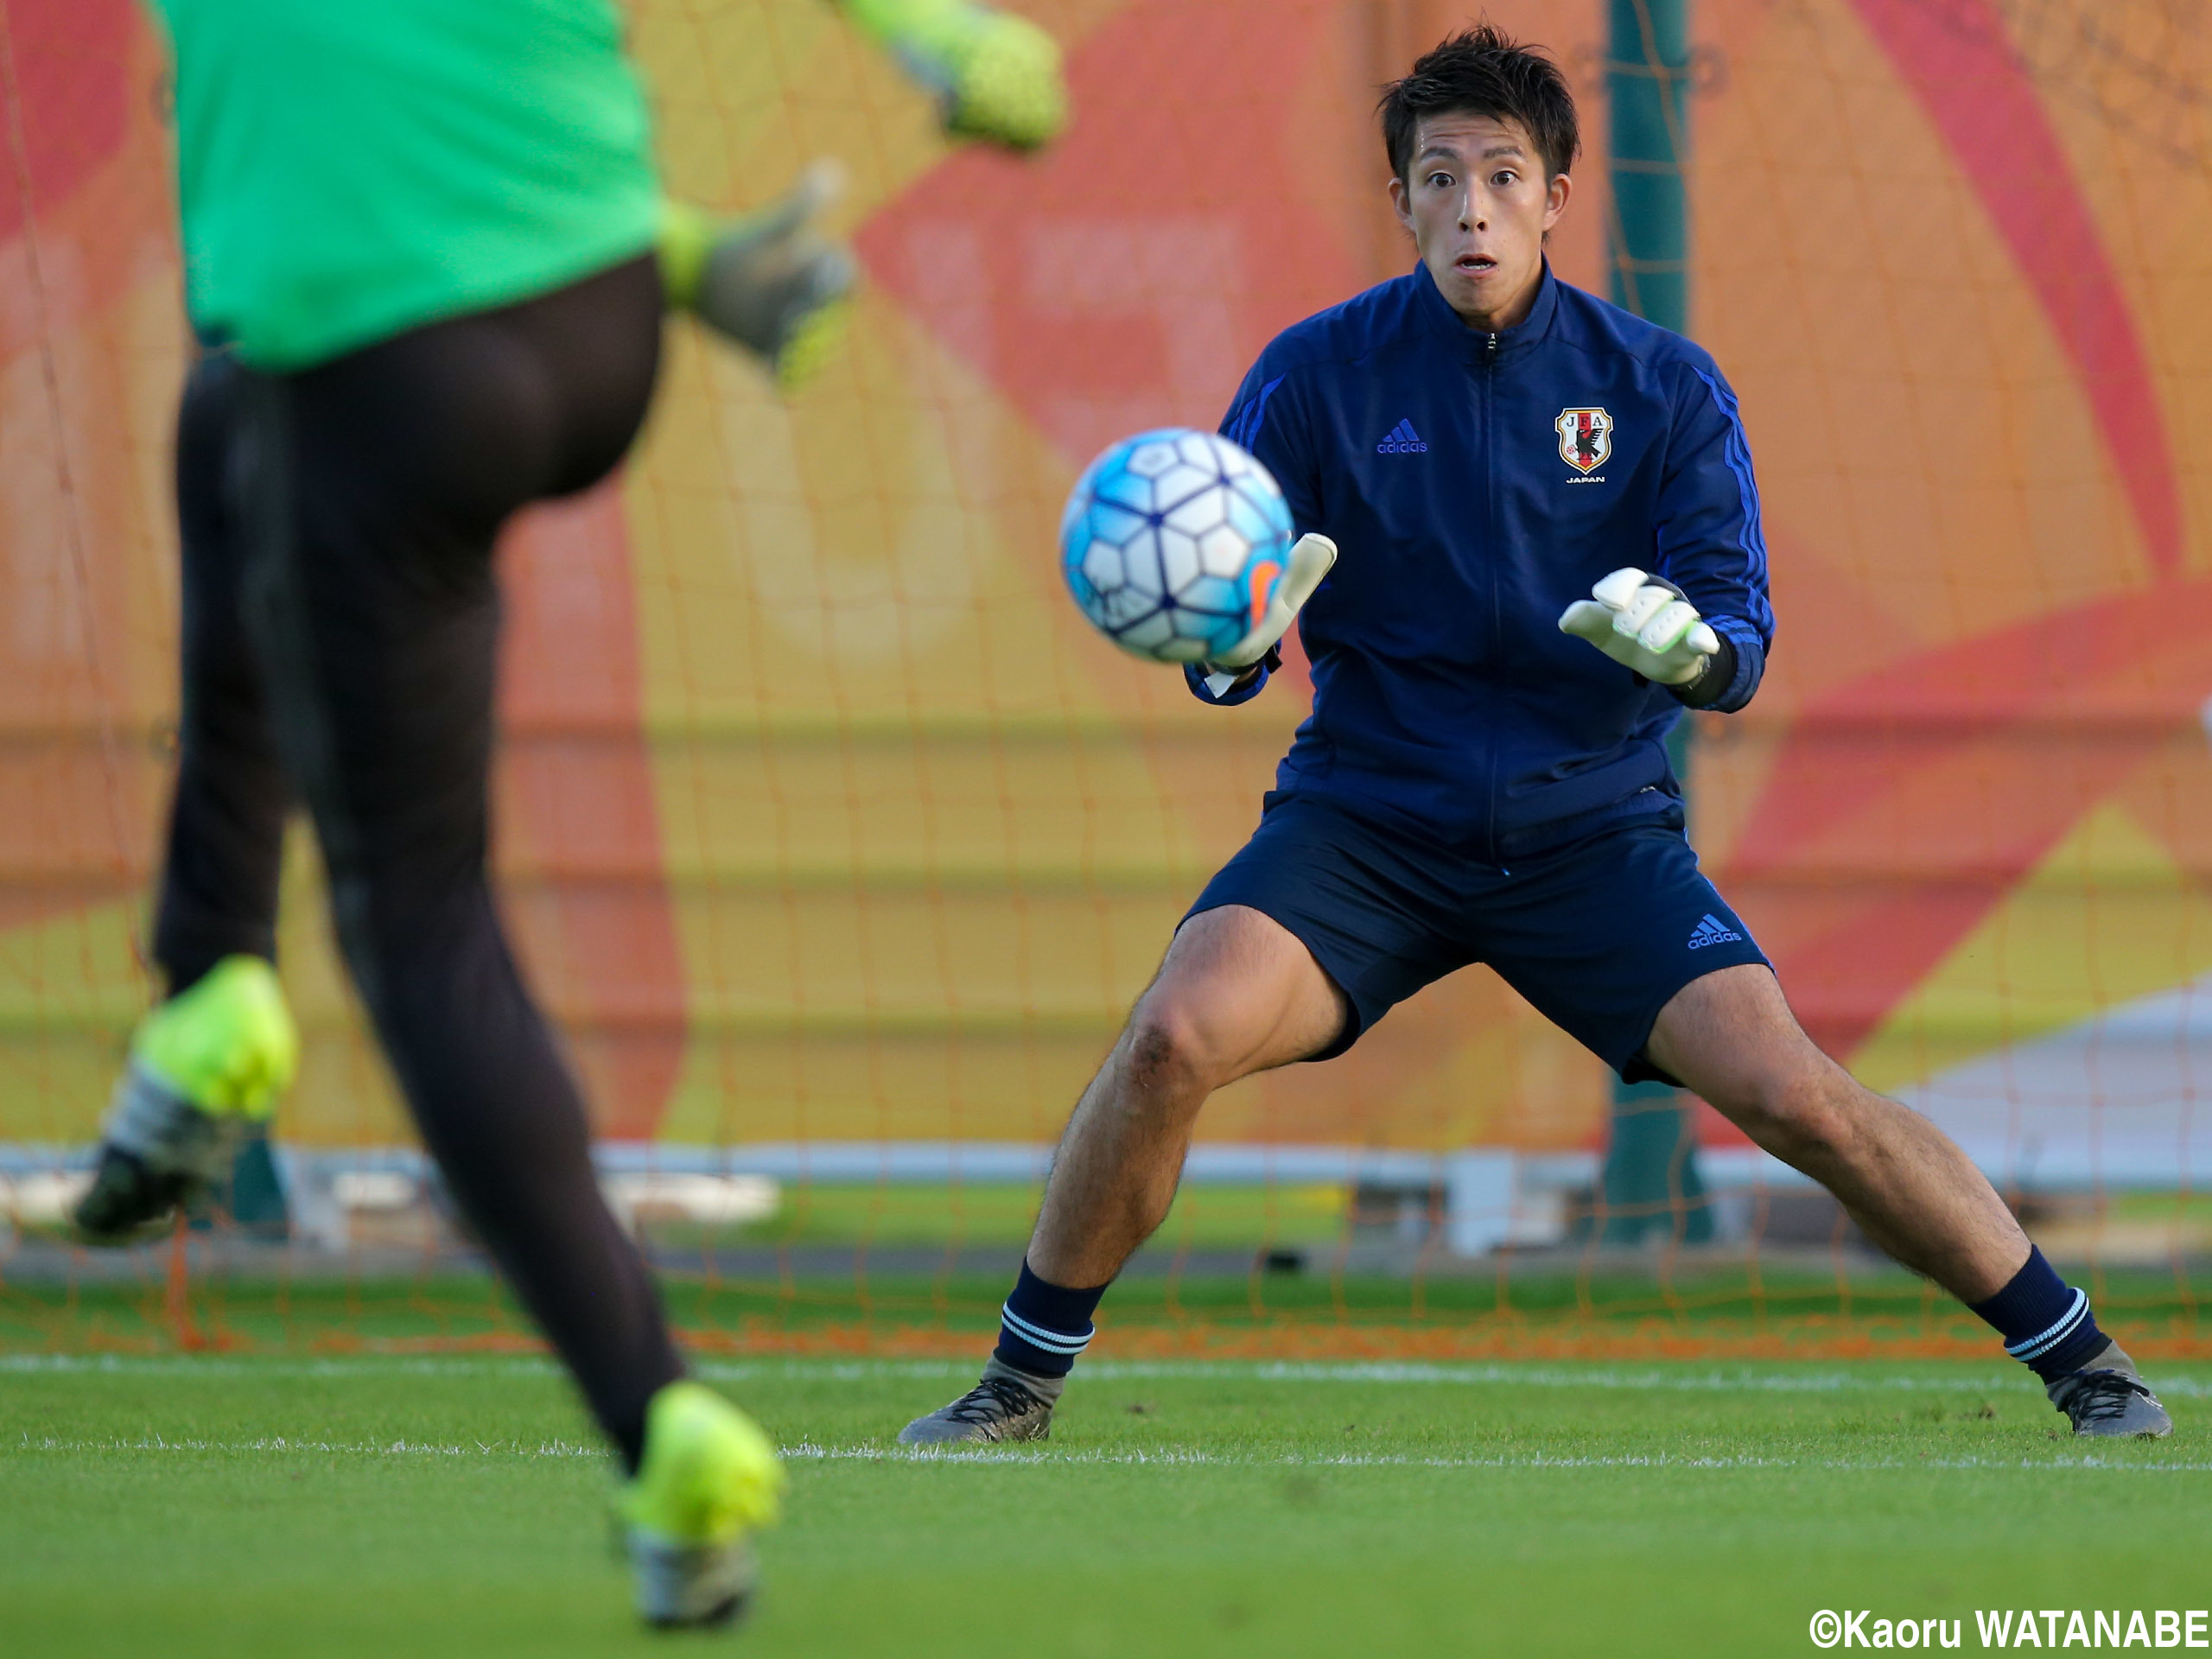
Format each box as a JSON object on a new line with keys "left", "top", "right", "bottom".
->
{"left": 5, "top": 1350, "right": 2208, "bottom": 1657}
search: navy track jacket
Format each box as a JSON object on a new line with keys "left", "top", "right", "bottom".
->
{"left": 1192, "top": 262, "right": 1773, "bottom": 859}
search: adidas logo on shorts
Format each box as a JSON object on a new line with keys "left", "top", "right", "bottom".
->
{"left": 1686, "top": 913, "right": 1744, "bottom": 950}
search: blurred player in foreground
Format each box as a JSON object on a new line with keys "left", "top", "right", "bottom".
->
{"left": 71, "top": 0, "right": 1065, "bottom": 1628}
{"left": 902, "top": 26, "right": 2170, "bottom": 1446}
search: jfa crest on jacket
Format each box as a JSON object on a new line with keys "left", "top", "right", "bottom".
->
{"left": 1555, "top": 406, "right": 1611, "bottom": 474}
{"left": 1199, "top": 264, "right": 1772, "bottom": 858}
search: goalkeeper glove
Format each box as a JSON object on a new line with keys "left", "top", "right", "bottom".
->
{"left": 1200, "top": 532, "right": 1336, "bottom": 695}
{"left": 841, "top": 0, "right": 1069, "bottom": 152}
{"left": 661, "top": 165, "right": 855, "bottom": 391}
{"left": 1557, "top": 567, "right": 1719, "bottom": 687}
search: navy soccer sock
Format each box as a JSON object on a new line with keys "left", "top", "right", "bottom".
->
{"left": 994, "top": 1259, "right": 1109, "bottom": 1379}
{"left": 1970, "top": 1246, "right": 2107, "bottom": 1380}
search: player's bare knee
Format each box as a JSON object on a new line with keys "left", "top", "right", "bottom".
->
{"left": 1728, "top": 1071, "right": 1859, "bottom": 1167}
{"left": 1120, "top": 1001, "right": 1222, "bottom": 1099}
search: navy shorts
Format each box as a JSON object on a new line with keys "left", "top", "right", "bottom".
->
{"left": 1185, "top": 794, "right": 1770, "bottom": 1083}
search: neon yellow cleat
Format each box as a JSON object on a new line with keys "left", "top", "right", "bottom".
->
{"left": 620, "top": 1381, "right": 787, "bottom": 1629}
{"left": 661, "top": 165, "right": 855, "bottom": 393}
{"left": 842, "top": 0, "right": 1070, "bottom": 151}
{"left": 73, "top": 955, "right": 300, "bottom": 1243}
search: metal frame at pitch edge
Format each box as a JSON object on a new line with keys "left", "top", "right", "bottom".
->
{"left": 4, "top": 1135, "right": 2174, "bottom": 1259}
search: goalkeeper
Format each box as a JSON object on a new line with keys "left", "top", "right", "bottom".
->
{"left": 901, "top": 25, "right": 2169, "bottom": 1446}
{"left": 73, "top": 0, "right": 1066, "bottom": 1629}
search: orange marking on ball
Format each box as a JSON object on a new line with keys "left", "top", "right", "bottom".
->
{"left": 1247, "top": 560, "right": 1281, "bottom": 627}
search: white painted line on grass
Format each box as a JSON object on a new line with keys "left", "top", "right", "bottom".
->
{"left": 6, "top": 1352, "right": 2209, "bottom": 1399}
{"left": 791, "top": 1444, "right": 2212, "bottom": 1474}
{"left": 10, "top": 1434, "right": 601, "bottom": 1458}
{"left": 704, "top": 1359, "right": 2212, "bottom": 1400}
{"left": 14, "top": 1433, "right": 2202, "bottom": 1475}
{"left": 0, "top": 1354, "right": 563, "bottom": 1378}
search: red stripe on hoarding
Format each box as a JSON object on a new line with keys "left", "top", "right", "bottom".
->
{"left": 1847, "top": 0, "right": 2183, "bottom": 580}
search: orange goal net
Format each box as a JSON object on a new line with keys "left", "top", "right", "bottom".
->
{"left": 3, "top": 0, "right": 2209, "bottom": 1363}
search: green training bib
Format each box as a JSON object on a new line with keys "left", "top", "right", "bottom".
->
{"left": 150, "top": 0, "right": 663, "bottom": 370}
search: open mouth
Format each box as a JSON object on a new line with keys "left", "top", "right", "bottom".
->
{"left": 1455, "top": 253, "right": 1497, "bottom": 276}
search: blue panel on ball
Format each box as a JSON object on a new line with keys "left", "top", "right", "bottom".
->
{"left": 1090, "top": 465, "right": 1154, "bottom": 516}
{"left": 1223, "top": 493, "right": 1271, "bottom": 548}
{"left": 1179, "top": 574, "right": 1244, "bottom": 620}
{"left": 1116, "top": 610, "right": 1177, "bottom": 654}
{"left": 1227, "top": 475, "right": 1288, "bottom": 538}
{"left": 1084, "top": 501, "right": 1143, "bottom": 546}
{"left": 1170, "top": 608, "right": 1243, "bottom": 657}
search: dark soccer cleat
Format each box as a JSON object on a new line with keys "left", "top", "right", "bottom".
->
{"left": 897, "top": 1357, "right": 1060, "bottom": 1446}
{"left": 2047, "top": 1343, "right": 2172, "bottom": 1439}
{"left": 71, "top": 1135, "right": 209, "bottom": 1244}
{"left": 67, "top": 958, "right": 297, "bottom": 1245}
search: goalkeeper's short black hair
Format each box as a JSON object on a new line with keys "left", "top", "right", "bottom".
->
{"left": 1379, "top": 24, "right": 1580, "bottom": 183}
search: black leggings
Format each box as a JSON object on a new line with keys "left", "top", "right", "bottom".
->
{"left": 156, "top": 255, "right": 681, "bottom": 1469}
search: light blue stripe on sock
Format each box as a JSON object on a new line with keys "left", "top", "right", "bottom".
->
{"left": 1001, "top": 1304, "right": 1091, "bottom": 1355}
{"left": 2007, "top": 1287, "right": 2088, "bottom": 1359}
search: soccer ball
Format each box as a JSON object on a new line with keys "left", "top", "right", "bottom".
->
{"left": 1059, "top": 428, "right": 1295, "bottom": 664}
